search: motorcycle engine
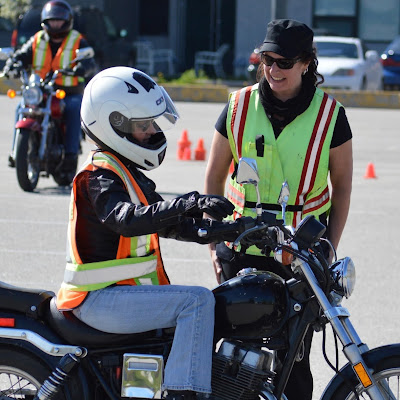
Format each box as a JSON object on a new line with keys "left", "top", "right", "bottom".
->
{"left": 211, "top": 340, "right": 275, "bottom": 400}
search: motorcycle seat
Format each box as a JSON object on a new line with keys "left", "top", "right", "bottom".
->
{"left": 0, "top": 281, "right": 54, "bottom": 319}
{"left": 46, "top": 297, "right": 173, "bottom": 348}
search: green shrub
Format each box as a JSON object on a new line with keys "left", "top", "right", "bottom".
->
{"left": 157, "top": 69, "right": 209, "bottom": 84}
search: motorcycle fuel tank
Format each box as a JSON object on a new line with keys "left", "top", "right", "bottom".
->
{"left": 213, "top": 270, "right": 289, "bottom": 339}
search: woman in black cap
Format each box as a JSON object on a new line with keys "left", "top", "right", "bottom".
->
{"left": 204, "top": 19, "right": 353, "bottom": 400}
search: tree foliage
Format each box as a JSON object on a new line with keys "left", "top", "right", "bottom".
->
{"left": 0, "top": 0, "right": 31, "bottom": 22}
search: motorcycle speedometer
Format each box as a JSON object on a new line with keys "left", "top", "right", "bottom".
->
{"left": 23, "top": 86, "right": 43, "bottom": 106}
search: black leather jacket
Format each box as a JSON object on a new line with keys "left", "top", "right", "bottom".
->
{"left": 73, "top": 160, "right": 242, "bottom": 264}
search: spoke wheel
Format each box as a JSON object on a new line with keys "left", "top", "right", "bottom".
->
{"left": 330, "top": 356, "right": 400, "bottom": 400}
{"left": 344, "top": 368, "right": 400, "bottom": 399}
{"left": 0, "top": 365, "right": 41, "bottom": 399}
{"left": 0, "top": 348, "right": 51, "bottom": 399}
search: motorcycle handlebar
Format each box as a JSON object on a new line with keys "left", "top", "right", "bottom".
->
{"left": 196, "top": 216, "right": 256, "bottom": 244}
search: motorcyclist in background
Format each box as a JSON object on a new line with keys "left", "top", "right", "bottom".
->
{"left": 56, "top": 66, "right": 240, "bottom": 400}
{"left": 3, "top": 0, "right": 96, "bottom": 173}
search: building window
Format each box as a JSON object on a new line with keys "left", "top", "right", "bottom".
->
{"left": 314, "top": 0, "right": 356, "bottom": 16}
{"left": 313, "top": 0, "right": 399, "bottom": 42}
{"left": 359, "top": 0, "right": 399, "bottom": 41}
{"left": 313, "top": 0, "right": 357, "bottom": 36}
{"left": 139, "top": 0, "right": 169, "bottom": 35}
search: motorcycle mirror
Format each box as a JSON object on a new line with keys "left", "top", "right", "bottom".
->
{"left": 278, "top": 181, "right": 290, "bottom": 223}
{"left": 71, "top": 47, "right": 94, "bottom": 64}
{"left": 236, "top": 157, "right": 262, "bottom": 222}
{"left": 236, "top": 157, "right": 259, "bottom": 185}
{"left": 0, "top": 47, "right": 14, "bottom": 61}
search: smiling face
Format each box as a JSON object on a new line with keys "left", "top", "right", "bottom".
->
{"left": 263, "top": 51, "right": 310, "bottom": 102}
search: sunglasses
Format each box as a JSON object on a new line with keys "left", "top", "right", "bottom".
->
{"left": 261, "top": 53, "right": 302, "bottom": 69}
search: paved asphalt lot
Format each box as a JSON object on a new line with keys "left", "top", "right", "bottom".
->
{"left": 0, "top": 94, "right": 399, "bottom": 399}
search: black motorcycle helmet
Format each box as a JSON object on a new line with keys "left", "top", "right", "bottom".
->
{"left": 41, "top": 0, "right": 74, "bottom": 40}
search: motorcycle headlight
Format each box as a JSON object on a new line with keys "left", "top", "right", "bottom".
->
{"left": 23, "top": 85, "right": 42, "bottom": 106}
{"left": 330, "top": 257, "right": 356, "bottom": 298}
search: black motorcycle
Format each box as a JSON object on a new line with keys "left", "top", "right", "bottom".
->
{"left": 0, "top": 46, "right": 94, "bottom": 192}
{"left": 0, "top": 157, "right": 399, "bottom": 400}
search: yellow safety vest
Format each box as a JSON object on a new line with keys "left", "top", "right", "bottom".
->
{"left": 226, "top": 85, "right": 340, "bottom": 254}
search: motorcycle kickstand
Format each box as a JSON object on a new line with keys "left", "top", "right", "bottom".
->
{"left": 33, "top": 352, "right": 84, "bottom": 400}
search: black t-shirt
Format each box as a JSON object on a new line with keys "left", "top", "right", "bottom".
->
{"left": 215, "top": 97, "right": 352, "bottom": 149}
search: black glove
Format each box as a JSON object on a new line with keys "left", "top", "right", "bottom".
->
{"left": 160, "top": 217, "right": 255, "bottom": 244}
{"left": 150, "top": 191, "right": 234, "bottom": 231}
{"left": 181, "top": 191, "right": 234, "bottom": 221}
{"left": 2, "top": 65, "right": 10, "bottom": 78}
{"left": 72, "top": 63, "right": 86, "bottom": 77}
{"left": 198, "top": 195, "right": 235, "bottom": 220}
{"left": 2, "top": 59, "right": 18, "bottom": 79}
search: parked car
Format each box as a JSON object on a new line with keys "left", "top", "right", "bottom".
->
{"left": 380, "top": 36, "right": 400, "bottom": 90}
{"left": 314, "top": 36, "right": 383, "bottom": 91}
{"left": 10, "top": 6, "right": 134, "bottom": 71}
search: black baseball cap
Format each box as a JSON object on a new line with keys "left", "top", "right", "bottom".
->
{"left": 259, "top": 19, "right": 314, "bottom": 58}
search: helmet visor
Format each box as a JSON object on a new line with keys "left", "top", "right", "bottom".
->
{"left": 110, "top": 114, "right": 175, "bottom": 137}
{"left": 110, "top": 89, "right": 179, "bottom": 136}
{"left": 160, "top": 86, "right": 180, "bottom": 125}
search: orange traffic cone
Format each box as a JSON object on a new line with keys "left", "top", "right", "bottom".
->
{"left": 182, "top": 146, "right": 192, "bottom": 161}
{"left": 364, "top": 162, "right": 377, "bottom": 179}
{"left": 177, "top": 129, "right": 191, "bottom": 160}
{"left": 194, "top": 138, "right": 206, "bottom": 160}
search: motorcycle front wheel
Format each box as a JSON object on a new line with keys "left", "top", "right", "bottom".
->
{"left": 15, "top": 129, "right": 41, "bottom": 192}
{"left": 330, "top": 356, "right": 400, "bottom": 399}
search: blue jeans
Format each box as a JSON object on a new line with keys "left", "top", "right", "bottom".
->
{"left": 72, "top": 284, "right": 215, "bottom": 393}
{"left": 63, "top": 94, "right": 82, "bottom": 154}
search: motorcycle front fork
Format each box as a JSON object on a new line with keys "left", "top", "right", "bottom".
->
{"left": 297, "top": 257, "right": 392, "bottom": 400}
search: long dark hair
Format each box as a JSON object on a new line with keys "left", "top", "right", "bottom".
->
{"left": 256, "top": 45, "right": 324, "bottom": 87}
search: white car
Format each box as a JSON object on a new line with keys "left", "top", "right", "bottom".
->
{"left": 314, "top": 36, "right": 383, "bottom": 91}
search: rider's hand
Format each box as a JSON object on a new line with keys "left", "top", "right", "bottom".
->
{"left": 182, "top": 192, "right": 234, "bottom": 221}
{"left": 72, "top": 63, "right": 86, "bottom": 77}
{"left": 2, "top": 63, "right": 18, "bottom": 79}
{"left": 196, "top": 194, "right": 234, "bottom": 220}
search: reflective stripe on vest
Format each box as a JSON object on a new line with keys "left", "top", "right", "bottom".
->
{"left": 32, "top": 30, "right": 82, "bottom": 86}
{"left": 225, "top": 87, "right": 339, "bottom": 254}
{"left": 292, "top": 92, "right": 337, "bottom": 226}
{"left": 57, "top": 151, "right": 169, "bottom": 309}
{"left": 63, "top": 257, "right": 158, "bottom": 292}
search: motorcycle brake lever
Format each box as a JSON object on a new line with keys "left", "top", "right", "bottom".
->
{"left": 232, "top": 223, "right": 270, "bottom": 251}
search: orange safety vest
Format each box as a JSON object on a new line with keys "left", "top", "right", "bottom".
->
{"left": 32, "top": 29, "right": 82, "bottom": 87}
{"left": 57, "top": 151, "right": 170, "bottom": 310}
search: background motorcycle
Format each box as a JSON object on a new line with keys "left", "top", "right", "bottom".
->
{"left": 0, "top": 158, "right": 399, "bottom": 399}
{"left": 0, "top": 46, "right": 93, "bottom": 192}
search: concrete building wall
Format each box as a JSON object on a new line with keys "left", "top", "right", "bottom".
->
{"left": 286, "top": 0, "right": 312, "bottom": 26}
{"left": 233, "top": 0, "right": 313, "bottom": 78}
{"left": 233, "top": 0, "right": 271, "bottom": 78}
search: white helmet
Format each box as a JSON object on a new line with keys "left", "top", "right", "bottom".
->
{"left": 81, "top": 66, "right": 179, "bottom": 170}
